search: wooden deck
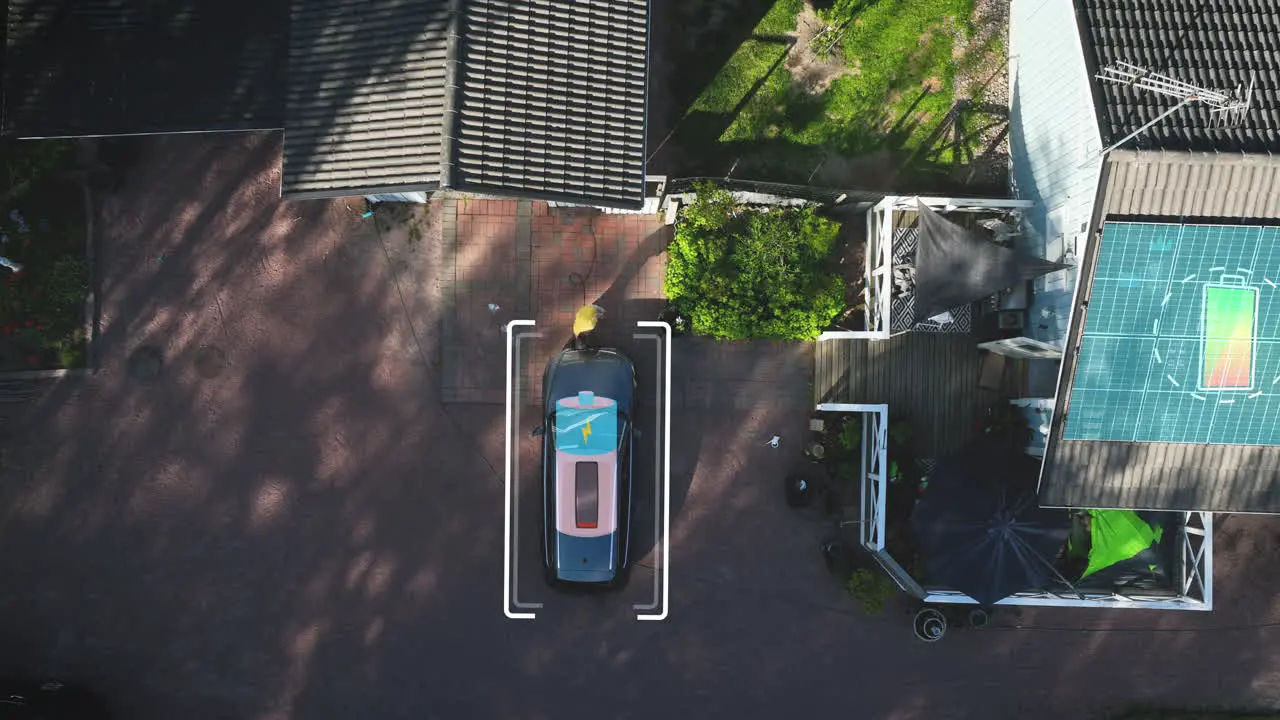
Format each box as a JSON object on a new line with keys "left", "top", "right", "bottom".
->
{"left": 814, "top": 333, "right": 1000, "bottom": 460}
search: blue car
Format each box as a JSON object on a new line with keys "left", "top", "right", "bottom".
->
{"left": 538, "top": 347, "right": 636, "bottom": 587}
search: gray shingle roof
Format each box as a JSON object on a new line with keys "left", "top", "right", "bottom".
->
{"left": 4, "top": 0, "right": 653, "bottom": 205}
{"left": 1078, "top": 0, "right": 1280, "bottom": 152}
{"left": 281, "top": 0, "right": 451, "bottom": 198}
{"left": 1096, "top": 150, "right": 1280, "bottom": 219}
{"left": 3, "top": 0, "right": 287, "bottom": 137}
{"left": 1042, "top": 439, "right": 1280, "bottom": 513}
{"left": 1039, "top": 151, "right": 1280, "bottom": 513}
{"left": 450, "top": 0, "right": 650, "bottom": 209}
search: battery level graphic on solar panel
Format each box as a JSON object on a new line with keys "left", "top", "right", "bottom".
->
{"left": 1199, "top": 276, "right": 1259, "bottom": 392}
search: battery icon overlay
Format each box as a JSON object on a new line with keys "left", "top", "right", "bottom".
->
{"left": 1201, "top": 284, "right": 1258, "bottom": 390}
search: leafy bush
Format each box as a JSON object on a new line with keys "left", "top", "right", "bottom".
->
{"left": 3, "top": 139, "right": 73, "bottom": 196}
{"left": 0, "top": 141, "right": 88, "bottom": 369}
{"left": 40, "top": 256, "right": 89, "bottom": 312}
{"left": 664, "top": 183, "right": 845, "bottom": 340}
{"left": 838, "top": 417, "right": 862, "bottom": 454}
{"left": 846, "top": 568, "right": 897, "bottom": 615}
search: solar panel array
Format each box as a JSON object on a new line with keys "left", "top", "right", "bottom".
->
{"left": 1065, "top": 221, "right": 1280, "bottom": 445}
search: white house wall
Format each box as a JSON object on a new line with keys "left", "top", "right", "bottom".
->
{"left": 1008, "top": 0, "right": 1103, "bottom": 349}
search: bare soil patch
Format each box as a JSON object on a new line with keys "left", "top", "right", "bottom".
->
{"left": 785, "top": 2, "right": 856, "bottom": 95}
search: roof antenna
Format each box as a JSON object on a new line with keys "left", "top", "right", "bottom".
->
{"left": 1086, "top": 61, "right": 1255, "bottom": 163}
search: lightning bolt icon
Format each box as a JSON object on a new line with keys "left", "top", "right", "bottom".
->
{"left": 582, "top": 421, "right": 592, "bottom": 444}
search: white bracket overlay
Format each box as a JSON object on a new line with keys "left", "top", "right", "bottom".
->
{"left": 635, "top": 320, "right": 672, "bottom": 621}
{"left": 503, "top": 320, "right": 672, "bottom": 621}
{"left": 505, "top": 320, "right": 540, "bottom": 619}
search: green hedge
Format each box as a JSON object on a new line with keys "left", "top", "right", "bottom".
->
{"left": 664, "top": 183, "right": 845, "bottom": 341}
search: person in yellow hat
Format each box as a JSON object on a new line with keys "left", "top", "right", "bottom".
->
{"left": 572, "top": 303, "right": 605, "bottom": 350}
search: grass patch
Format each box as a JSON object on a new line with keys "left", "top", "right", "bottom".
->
{"left": 819, "top": 0, "right": 977, "bottom": 154}
{"left": 758, "top": 0, "right": 806, "bottom": 35}
{"left": 690, "top": 0, "right": 803, "bottom": 116}
{"left": 684, "top": 0, "right": 988, "bottom": 180}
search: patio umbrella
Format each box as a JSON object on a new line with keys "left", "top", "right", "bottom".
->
{"left": 911, "top": 435, "right": 1071, "bottom": 605}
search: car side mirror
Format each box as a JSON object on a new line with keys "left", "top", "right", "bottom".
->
{"left": 532, "top": 425, "right": 546, "bottom": 437}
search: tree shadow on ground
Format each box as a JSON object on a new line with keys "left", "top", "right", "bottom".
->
{"left": 2, "top": 134, "right": 1280, "bottom": 720}
{"left": 648, "top": 0, "right": 793, "bottom": 171}
{"left": 676, "top": 92, "right": 1010, "bottom": 196}
{"left": 656, "top": 0, "right": 1011, "bottom": 197}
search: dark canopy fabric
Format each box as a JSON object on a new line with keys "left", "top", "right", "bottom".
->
{"left": 911, "top": 201, "right": 1069, "bottom": 323}
{"left": 911, "top": 435, "right": 1071, "bottom": 605}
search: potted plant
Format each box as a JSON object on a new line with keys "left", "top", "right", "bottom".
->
{"left": 913, "top": 607, "right": 948, "bottom": 642}
{"left": 846, "top": 567, "right": 897, "bottom": 615}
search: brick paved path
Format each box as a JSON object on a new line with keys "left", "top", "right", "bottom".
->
{"left": 8, "top": 135, "right": 1280, "bottom": 720}
{"left": 440, "top": 197, "right": 667, "bottom": 405}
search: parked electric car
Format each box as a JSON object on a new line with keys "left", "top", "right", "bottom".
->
{"left": 537, "top": 346, "right": 636, "bottom": 586}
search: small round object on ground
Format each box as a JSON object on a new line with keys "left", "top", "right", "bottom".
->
{"left": 967, "top": 608, "right": 990, "bottom": 628}
{"left": 126, "top": 345, "right": 163, "bottom": 381}
{"left": 194, "top": 344, "right": 227, "bottom": 379}
{"left": 913, "top": 607, "right": 948, "bottom": 642}
{"left": 784, "top": 475, "right": 813, "bottom": 507}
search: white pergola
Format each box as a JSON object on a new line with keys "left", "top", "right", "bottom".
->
{"left": 821, "top": 195, "right": 1035, "bottom": 340}
{"left": 817, "top": 401, "right": 1213, "bottom": 610}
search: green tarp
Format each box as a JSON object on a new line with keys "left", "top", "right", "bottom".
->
{"left": 1082, "top": 509, "right": 1163, "bottom": 579}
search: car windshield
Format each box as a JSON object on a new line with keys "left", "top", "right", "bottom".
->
{"left": 551, "top": 392, "right": 626, "bottom": 454}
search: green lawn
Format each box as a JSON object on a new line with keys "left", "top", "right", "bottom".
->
{"left": 690, "top": 0, "right": 804, "bottom": 115}
{"left": 686, "top": 0, "right": 989, "bottom": 180}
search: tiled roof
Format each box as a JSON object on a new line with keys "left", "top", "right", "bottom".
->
{"left": 3, "top": 0, "right": 654, "bottom": 206}
{"left": 281, "top": 0, "right": 451, "bottom": 198}
{"left": 1039, "top": 151, "right": 1280, "bottom": 513}
{"left": 1095, "top": 150, "right": 1280, "bottom": 219}
{"left": 1078, "top": 0, "right": 1280, "bottom": 152}
{"left": 450, "top": 0, "right": 650, "bottom": 209}
{"left": 3, "top": 0, "right": 287, "bottom": 137}
{"left": 1042, "top": 438, "right": 1280, "bottom": 513}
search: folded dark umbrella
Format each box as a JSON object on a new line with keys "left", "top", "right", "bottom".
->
{"left": 911, "top": 436, "right": 1070, "bottom": 605}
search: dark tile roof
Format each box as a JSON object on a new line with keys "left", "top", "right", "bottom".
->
{"left": 450, "top": 0, "right": 650, "bottom": 209}
{"left": 3, "top": 0, "right": 654, "bottom": 205}
{"left": 1039, "top": 151, "right": 1280, "bottom": 513}
{"left": 1077, "top": 0, "right": 1280, "bottom": 153}
{"left": 3, "top": 0, "right": 287, "bottom": 137}
{"left": 1094, "top": 149, "right": 1280, "bottom": 219}
{"left": 1042, "top": 439, "right": 1280, "bottom": 513}
{"left": 281, "top": 0, "right": 451, "bottom": 198}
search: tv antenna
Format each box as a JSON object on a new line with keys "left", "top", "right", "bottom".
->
{"left": 1089, "top": 61, "right": 1255, "bottom": 160}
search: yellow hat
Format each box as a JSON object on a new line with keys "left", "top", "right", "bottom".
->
{"left": 573, "top": 304, "right": 601, "bottom": 335}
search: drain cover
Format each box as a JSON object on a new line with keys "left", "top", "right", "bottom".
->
{"left": 194, "top": 345, "right": 227, "bottom": 379}
{"left": 127, "top": 346, "right": 163, "bottom": 381}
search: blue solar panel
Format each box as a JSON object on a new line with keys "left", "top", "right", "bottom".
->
{"left": 1065, "top": 222, "right": 1280, "bottom": 445}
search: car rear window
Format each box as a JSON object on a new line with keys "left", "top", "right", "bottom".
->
{"left": 575, "top": 462, "right": 599, "bottom": 529}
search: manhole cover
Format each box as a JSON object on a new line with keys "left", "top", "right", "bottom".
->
{"left": 194, "top": 345, "right": 227, "bottom": 379}
{"left": 127, "top": 346, "right": 163, "bottom": 381}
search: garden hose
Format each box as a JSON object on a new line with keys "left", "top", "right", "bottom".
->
{"left": 566, "top": 216, "right": 599, "bottom": 307}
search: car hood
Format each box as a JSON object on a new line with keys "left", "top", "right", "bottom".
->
{"left": 544, "top": 349, "right": 635, "bottom": 415}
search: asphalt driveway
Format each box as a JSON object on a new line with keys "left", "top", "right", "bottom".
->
{"left": 2, "top": 134, "right": 1280, "bottom": 719}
